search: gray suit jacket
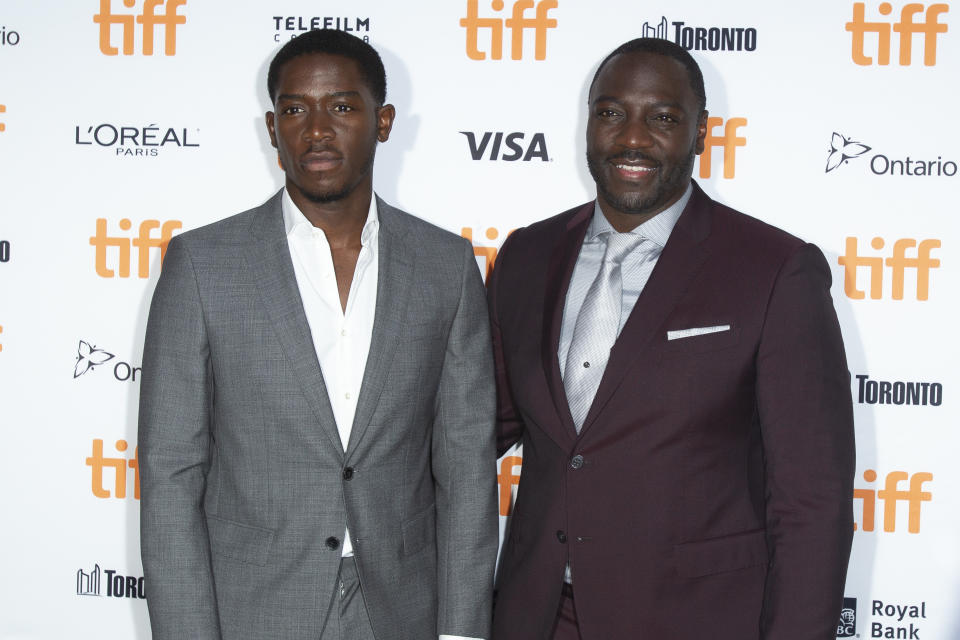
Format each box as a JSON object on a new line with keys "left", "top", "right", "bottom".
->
{"left": 138, "top": 191, "right": 497, "bottom": 640}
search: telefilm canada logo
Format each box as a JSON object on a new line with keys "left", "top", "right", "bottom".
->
{"left": 75, "top": 122, "right": 199, "bottom": 157}
{"left": 74, "top": 340, "right": 141, "bottom": 382}
{"left": 825, "top": 132, "right": 957, "bottom": 177}
{"left": 271, "top": 14, "right": 371, "bottom": 42}
{"left": 641, "top": 16, "right": 757, "bottom": 51}
{"left": 837, "top": 597, "right": 857, "bottom": 637}
{"left": 76, "top": 563, "right": 146, "bottom": 599}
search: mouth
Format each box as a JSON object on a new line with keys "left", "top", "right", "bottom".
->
{"left": 300, "top": 150, "right": 343, "bottom": 172}
{"left": 611, "top": 160, "right": 657, "bottom": 180}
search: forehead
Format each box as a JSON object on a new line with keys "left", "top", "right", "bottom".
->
{"left": 274, "top": 52, "right": 370, "bottom": 97}
{"left": 591, "top": 52, "right": 697, "bottom": 108}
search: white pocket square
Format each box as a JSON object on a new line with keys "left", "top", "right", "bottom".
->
{"left": 667, "top": 325, "right": 731, "bottom": 341}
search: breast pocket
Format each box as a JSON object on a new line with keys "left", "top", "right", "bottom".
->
{"left": 662, "top": 325, "right": 740, "bottom": 355}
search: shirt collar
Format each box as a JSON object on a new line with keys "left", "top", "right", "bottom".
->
{"left": 281, "top": 188, "right": 380, "bottom": 247}
{"left": 589, "top": 182, "right": 692, "bottom": 247}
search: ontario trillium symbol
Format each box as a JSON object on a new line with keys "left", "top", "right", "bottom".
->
{"left": 825, "top": 132, "right": 871, "bottom": 173}
{"left": 74, "top": 340, "right": 115, "bottom": 378}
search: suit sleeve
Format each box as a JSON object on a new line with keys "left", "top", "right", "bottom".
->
{"left": 138, "top": 237, "right": 222, "bottom": 640}
{"left": 755, "top": 243, "right": 855, "bottom": 640}
{"left": 431, "top": 239, "right": 499, "bottom": 638}
{"left": 486, "top": 230, "right": 526, "bottom": 457}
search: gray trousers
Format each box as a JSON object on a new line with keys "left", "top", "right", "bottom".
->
{"left": 320, "top": 557, "right": 377, "bottom": 640}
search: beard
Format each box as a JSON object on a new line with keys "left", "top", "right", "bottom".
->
{"left": 298, "top": 139, "right": 378, "bottom": 204}
{"left": 586, "top": 142, "right": 697, "bottom": 216}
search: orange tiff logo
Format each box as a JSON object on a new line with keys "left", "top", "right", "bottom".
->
{"left": 497, "top": 455, "right": 522, "bottom": 516}
{"left": 837, "top": 237, "right": 940, "bottom": 300}
{"left": 698, "top": 116, "right": 746, "bottom": 179}
{"left": 86, "top": 439, "right": 140, "bottom": 500}
{"left": 846, "top": 2, "right": 949, "bottom": 65}
{"left": 462, "top": 226, "right": 514, "bottom": 283}
{"left": 854, "top": 469, "right": 932, "bottom": 533}
{"left": 90, "top": 218, "right": 181, "bottom": 278}
{"left": 94, "top": 0, "right": 186, "bottom": 56}
{"left": 461, "top": 0, "right": 558, "bottom": 60}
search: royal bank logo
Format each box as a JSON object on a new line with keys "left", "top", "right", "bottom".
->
{"left": 76, "top": 563, "right": 146, "bottom": 599}
{"left": 460, "top": 131, "right": 549, "bottom": 162}
{"left": 825, "top": 132, "right": 956, "bottom": 176}
{"left": 75, "top": 123, "right": 199, "bottom": 157}
{"left": 837, "top": 597, "right": 857, "bottom": 637}
{"left": 460, "top": 0, "right": 558, "bottom": 60}
{"left": 74, "top": 340, "right": 142, "bottom": 382}
{"left": 846, "top": 2, "right": 949, "bottom": 66}
{"left": 271, "top": 15, "right": 371, "bottom": 43}
{"left": 642, "top": 16, "right": 757, "bottom": 51}
{"left": 94, "top": 0, "right": 187, "bottom": 56}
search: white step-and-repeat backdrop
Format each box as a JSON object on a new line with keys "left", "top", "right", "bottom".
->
{"left": 1, "top": 1, "right": 957, "bottom": 638}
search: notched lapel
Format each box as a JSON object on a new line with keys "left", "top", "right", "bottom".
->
{"left": 345, "top": 199, "right": 413, "bottom": 459}
{"left": 579, "top": 186, "right": 714, "bottom": 437}
{"left": 244, "top": 191, "right": 344, "bottom": 457}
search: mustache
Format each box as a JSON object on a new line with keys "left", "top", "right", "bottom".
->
{"left": 608, "top": 151, "right": 658, "bottom": 164}
{"left": 304, "top": 144, "right": 342, "bottom": 156}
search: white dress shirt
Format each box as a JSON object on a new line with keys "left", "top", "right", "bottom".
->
{"left": 282, "top": 191, "right": 481, "bottom": 640}
{"left": 558, "top": 184, "right": 691, "bottom": 585}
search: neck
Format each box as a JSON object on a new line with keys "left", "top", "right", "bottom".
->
{"left": 288, "top": 180, "right": 373, "bottom": 249}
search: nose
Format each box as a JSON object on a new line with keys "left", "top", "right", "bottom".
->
{"left": 303, "top": 108, "right": 335, "bottom": 142}
{"left": 617, "top": 116, "right": 654, "bottom": 150}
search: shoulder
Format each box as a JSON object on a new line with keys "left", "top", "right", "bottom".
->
{"left": 173, "top": 193, "right": 280, "bottom": 253}
{"left": 377, "top": 198, "right": 473, "bottom": 259}
{"left": 702, "top": 196, "right": 814, "bottom": 269}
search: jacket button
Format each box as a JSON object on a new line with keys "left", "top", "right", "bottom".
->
{"left": 343, "top": 467, "right": 354, "bottom": 480}
{"left": 556, "top": 530, "right": 567, "bottom": 543}
{"left": 325, "top": 536, "right": 340, "bottom": 550}
{"left": 570, "top": 454, "right": 584, "bottom": 469}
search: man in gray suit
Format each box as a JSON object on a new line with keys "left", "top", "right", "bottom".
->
{"left": 138, "top": 29, "right": 497, "bottom": 640}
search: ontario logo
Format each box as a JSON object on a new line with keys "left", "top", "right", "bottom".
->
{"left": 825, "top": 131, "right": 956, "bottom": 176}
{"left": 75, "top": 123, "right": 199, "bottom": 157}
{"left": 77, "top": 563, "right": 146, "bottom": 599}
{"left": 272, "top": 15, "right": 371, "bottom": 42}
{"left": 74, "top": 340, "right": 141, "bottom": 382}
{"left": 641, "top": 16, "right": 757, "bottom": 51}
{"left": 837, "top": 597, "right": 857, "bottom": 637}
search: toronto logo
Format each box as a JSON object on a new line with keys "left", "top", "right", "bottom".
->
{"left": 825, "top": 132, "right": 871, "bottom": 173}
{"left": 74, "top": 340, "right": 115, "bottom": 378}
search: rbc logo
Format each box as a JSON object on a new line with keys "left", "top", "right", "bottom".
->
{"left": 460, "top": 0, "right": 558, "bottom": 60}
{"left": 94, "top": 0, "right": 187, "bottom": 56}
{"left": 837, "top": 597, "right": 857, "bottom": 637}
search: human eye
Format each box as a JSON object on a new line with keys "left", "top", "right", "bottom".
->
{"left": 332, "top": 103, "right": 355, "bottom": 113}
{"left": 595, "top": 107, "right": 621, "bottom": 119}
{"left": 280, "top": 104, "right": 304, "bottom": 116}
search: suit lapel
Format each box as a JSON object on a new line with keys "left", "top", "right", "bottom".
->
{"left": 541, "top": 202, "right": 594, "bottom": 443}
{"left": 578, "top": 183, "right": 714, "bottom": 437}
{"left": 244, "top": 190, "right": 344, "bottom": 457}
{"left": 345, "top": 197, "right": 413, "bottom": 459}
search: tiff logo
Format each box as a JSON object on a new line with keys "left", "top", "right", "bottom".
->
{"left": 837, "top": 237, "right": 940, "bottom": 300}
{"left": 462, "top": 226, "right": 514, "bottom": 283}
{"left": 90, "top": 218, "right": 181, "bottom": 278}
{"left": 86, "top": 439, "right": 140, "bottom": 499}
{"left": 497, "top": 455, "right": 522, "bottom": 516}
{"left": 94, "top": 0, "right": 187, "bottom": 56}
{"left": 461, "top": 0, "right": 558, "bottom": 60}
{"left": 854, "top": 469, "right": 932, "bottom": 533}
{"left": 698, "top": 116, "right": 746, "bottom": 179}
{"left": 77, "top": 564, "right": 102, "bottom": 596}
{"left": 846, "top": 2, "right": 949, "bottom": 66}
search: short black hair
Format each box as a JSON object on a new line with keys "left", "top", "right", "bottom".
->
{"left": 589, "top": 38, "right": 706, "bottom": 113}
{"left": 267, "top": 29, "right": 387, "bottom": 106}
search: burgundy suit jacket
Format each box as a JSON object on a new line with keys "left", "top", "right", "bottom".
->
{"left": 488, "top": 183, "right": 854, "bottom": 640}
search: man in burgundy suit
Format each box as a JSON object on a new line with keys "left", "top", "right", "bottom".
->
{"left": 488, "top": 38, "right": 855, "bottom": 639}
